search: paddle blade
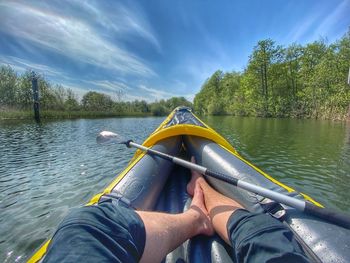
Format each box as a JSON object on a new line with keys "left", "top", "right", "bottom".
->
{"left": 96, "top": 131, "right": 125, "bottom": 144}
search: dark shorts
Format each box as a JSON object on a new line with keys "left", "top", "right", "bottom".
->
{"left": 43, "top": 200, "right": 146, "bottom": 263}
{"left": 43, "top": 200, "right": 309, "bottom": 263}
{"left": 227, "top": 209, "right": 310, "bottom": 263}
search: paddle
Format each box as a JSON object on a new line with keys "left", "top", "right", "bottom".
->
{"left": 97, "top": 131, "right": 350, "bottom": 229}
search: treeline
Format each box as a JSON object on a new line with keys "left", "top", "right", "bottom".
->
{"left": 194, "top": 31, "right": 350, "bottom": 120}
{"left": 0, "top": 66, "right": 192, "bottom": 118}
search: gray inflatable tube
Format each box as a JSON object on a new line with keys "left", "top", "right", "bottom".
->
{"left": 106, "top": 135, "right": 350, "bottom": 263}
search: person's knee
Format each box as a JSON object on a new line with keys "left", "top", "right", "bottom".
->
{"left": 44, "top": 202, "right": 146, "bottom": 262}
{"left": 227, "top": 210, "right": 310, "bottom": 262}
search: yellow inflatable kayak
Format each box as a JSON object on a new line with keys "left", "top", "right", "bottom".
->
{"left": 29, "top": 106, "right": 349, "bottom": 263}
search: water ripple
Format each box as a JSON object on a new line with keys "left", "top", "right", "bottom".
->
{"left": 0, "top": 117, "right": 163, "bottom": 262}
{"left": 1, "top": 116, "right": 349, "bottom": 262}
{"left": 203, "top": 116, "right": 350, "bottom": 211}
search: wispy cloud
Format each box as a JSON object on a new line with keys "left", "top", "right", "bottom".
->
{"left": 184, "top": 93, "right": 195, "bottom": 103}
{"left": 138, "top": 85, "right": 177, "bottom": 100}
{"left": 81, "top": 1, "right": 161, "bottom": 52}
{"left": 0, "top": 1, "right": 157, "bottom": 77}
{"left": 0, "top": 54, "right": 178, "bottom": 102}
{"left": 84, "top": 80, "right": 131, "bottom": 92}
{"left": 285, "top": 0, "right": 350, "bottom": 43}
{"left": 0, "top": 55, "right": 63, "bottom": 77}
{"left": 49, "top": 79, "right": 148, "bottom": 102}
{"left": 137, "top": 85, "right": 194, "bottom": 102}
{"left": 311, "top": 0, "right": 350, "bottom": 41}
{"left": 285, "top": 14, "right": 320, "bottom": 43}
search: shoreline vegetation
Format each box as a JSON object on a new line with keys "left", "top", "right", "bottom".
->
{"left": 1, "top": 33, "right": 350, "bottom": 121}
{"left": 0, "top": 65, "right": 192, "bottom": 120}
{"left": 194, "top": 32, "right": 350, "bottom": 121}
{"left": 0, "top": 109, "right": 154, "bottom": 120}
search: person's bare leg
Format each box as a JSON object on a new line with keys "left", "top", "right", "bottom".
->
{"left": 187, "top": 157, "right": 243, "bottom": 245}
{"left": 137, "top": 182, "right": 214, "bottom": 263}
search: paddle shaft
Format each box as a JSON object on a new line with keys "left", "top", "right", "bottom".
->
{"left": 128, "top": 141, "right": 350, "bottom": 229}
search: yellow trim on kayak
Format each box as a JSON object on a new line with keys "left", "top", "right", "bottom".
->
{"left": 147, "top": 125, "right": 235, "bottom": 152}
{"left": 129, "top": 124, "right": 236, "bottom": 162}
{"left": 140, "top": 108, "right": 236, "bottom": 153}
{"left": 27, "top": 239, "right": 51, "bottom": 263}
{"left": 28, "top": 152, "right": 147, "bottom": 262}
{"left": 137, "top": 108, "right": 322, "bottom": 207}
{"left": 300, "top": 193, "right": 323, "bottom": 207}
{"left": 86, "top": 152, "right": 146, "bottom": 206}
{"left": 152, "top": 109, "right": 177, "bottom": 133}
{"left": 28, "top": 107, "right": 323, "bottom": 262}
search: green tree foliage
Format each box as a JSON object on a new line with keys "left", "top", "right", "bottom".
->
{"left": 0, "top": 66, "right": 192, "bottom": 117}
{"left": 165, "top": 97, "right": 192, "bottom": 110}
{"left": 64, "top": 89, "right": 80, "bottom": 111}
{"left": 194, "top": 32, "right": 350, "bottom": 120}
{"left": 150, "top": 101, "right": 167, "bottom": 116}
{"left": 0, "top": 65, "right": 17, "bottom": 108}
{"left": 16, "top": 71, "right": 35, "bottom": 109}
{"left": 82, "top": 91, "right": 114, "bottom": 111}
{"left": 194, "top": 70, "right": 242, "bottom": 115}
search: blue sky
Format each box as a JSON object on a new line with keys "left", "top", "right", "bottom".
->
{"left": 0, "top": 0, "right": 349, "bottom": 102}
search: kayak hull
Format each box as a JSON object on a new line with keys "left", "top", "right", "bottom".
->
{"left": 29, "top": 107, "right": 350, "bottom": 263}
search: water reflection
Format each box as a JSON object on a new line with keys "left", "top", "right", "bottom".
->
{"left": 203, "top": 116, "right": 350, "bottom": 211}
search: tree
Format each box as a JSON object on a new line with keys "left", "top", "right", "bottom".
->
{"left": 247, "top": 39, "right": 283, "bottom": 116}
{"left": 150, "top": 102, "right": 167, "bottom": 116}
{"left": 64, "top": 89, "right": 80, "bottom": 111}
{"left": 0, "top": 65, "right": 17, "bottom": 108}
{"left": 194, "top": 70, "right": 224, "bottom": 114}
{"left": 16, "top": 71, "right": 33, "bottom": 109}
{"left": 82, "top": 91, "right": 113, "bottom": 111}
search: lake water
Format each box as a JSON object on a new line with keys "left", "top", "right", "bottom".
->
{"left": 1, "top": 116, "right": 349, "bottom": 262}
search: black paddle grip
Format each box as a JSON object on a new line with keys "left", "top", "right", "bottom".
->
{"left": 125, "top": 140, "right": 133, "bottom": 148}
{"left": 205, "top": 169, "right": 238, "bottom": 186}
{"left": 305, "top": 202, "right": 350, "bottom": 229}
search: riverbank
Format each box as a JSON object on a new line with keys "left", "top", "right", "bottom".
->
{"left": 204, "top": 112, "right": 350, "bottom": 122}
{"left": 0, "top": 110, "right": 153, "bottom": 120}
{"left": 1, "top": 109, "right": 348, "bottom": 121}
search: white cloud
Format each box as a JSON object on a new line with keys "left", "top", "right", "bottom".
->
{"left": 84, "top": 80, "right": 131, "bottom": 92}
{"left": 81, "top": 1, "right": 161, "bottom": 52}
{"left": 138, "top": 85, "right": 177, "bottom": 100}
{"left": 0, "top": 1, "right": 157, "bottom": 77}
{"left": 137, "top": 85, "right": 194, "bottom": 102}
{"left": 184, "top": 93, "right": 195, "bottom": 103}
{"left": 284, "top": 0, "right": 350, "bottom": 43}
{"left": 60, "top": 84, "right": 89, "bottom": 100}
{"left": 311, "top": 0, "right": 350, "bottom": 40}
{"left": 0, "top": 55, "right": 62, "bottom": 77}
{"left": 285, "top": 14, "right": 320, "bottom": 43}
{"left": 0, "top": 54, "right": 167, "bottom": 102}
